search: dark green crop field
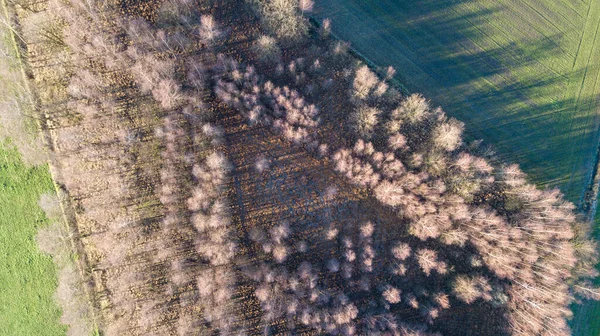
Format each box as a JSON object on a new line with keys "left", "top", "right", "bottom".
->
{"left": 313, "top": 0, "right": 600, "bottom": 334}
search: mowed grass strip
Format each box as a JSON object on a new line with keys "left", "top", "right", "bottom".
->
{"left": 314, "top": 0, "right": 600, "bottom": 203}
{"left": 0, "top": 141, "right": 65, "bottom": 336}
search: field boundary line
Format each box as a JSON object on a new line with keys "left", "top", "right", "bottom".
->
{"left": 0, "top": 0, "right": 100, "bottom": 333}
{"left": 308, "top": 17, "right": 411, "bottom": 95}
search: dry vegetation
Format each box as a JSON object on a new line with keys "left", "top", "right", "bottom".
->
{"left": 0, "top": 1, "right": 47, "bottom": 165}
{"left": 37, "top": 192, "right": 96, "bottom": 336}
{"left": 7, "top": 0, "right": 600, "bottom": 335}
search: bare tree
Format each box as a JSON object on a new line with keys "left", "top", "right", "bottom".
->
{"left": 255, "top": 0, "right": 309, "bottom": 41}
{"left": 320, "top": 18, "right": 331, "bottom": 38}
{"left": 298, "top": 0, "right": 314, "bottom": 12}
{"left": 351, "top": 65, "right": 379, "bottom": 101}
{"left": 152, "top": 79, "right": 182, "bottom": 109}
{"left": 199, "top": 15, "right": 222, "bottom": 44}
{"left": 253, "top": 35, "right": 281, "bottom": 64}
{"left": 452, "top": 275, "right": 491, "bottom": 304}
{"left": 391, "top": 242, "right": 411, "bottom": 261}
{"left": 327, "top": 258, "right": 340, "bottom": 273}
{"left": 391, "top": 94, "right": 429, "bottom": 123}
{"left": 416, "top": 248, "right": 440, "bottom": 276}
{"left": 349, "top": 105, "right": 380, "bottom": 139}
{"left": 432, "top": 118, "right": 464, "bottom": 151}
{"left": 382, "top": 285, "right": 401, "bottom": 304}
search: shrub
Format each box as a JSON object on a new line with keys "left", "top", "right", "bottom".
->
{"left": 36, "top": 201, "right": 93, "bottom": 336}
{"left": 254, "top": 0, "right": 309, "bottom": 41}
{"left": 55, "top": 265, "right": 94, "bottom": 336}
{"left": 253, "top": 35, "right": 282, "bottom": 64}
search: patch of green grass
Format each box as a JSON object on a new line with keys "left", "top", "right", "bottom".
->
{"left": 314, "top": 0, "right": 600, "bottom": 203}
{"left": 0, "top": 140, "right": 65, "bottom": 336}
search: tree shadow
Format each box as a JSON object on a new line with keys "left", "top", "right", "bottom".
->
{"left": 218, "top": 100, "right": 513, "bottom": 334}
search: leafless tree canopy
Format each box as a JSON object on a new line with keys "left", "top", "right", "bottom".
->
{"left": 249, "top": 0, "right": 309, "bottom": 41}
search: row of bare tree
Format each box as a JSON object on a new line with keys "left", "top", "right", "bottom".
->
{"left": 123, "top": 1, "right": 241, "bottom": 334}
{"left": 34, "top": 0, "right": 243, "bottom": 334}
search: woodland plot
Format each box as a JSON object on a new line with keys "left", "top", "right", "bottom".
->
{"left": 214, "top": 5, "right": 600, "bottom": 332}
{"left": 7, "top": 0, "right": 600, "bottom": 334}
{"left": 311, "top": 3, "right": 600, "bottom": 332}
{"left": 217, "top": 104, "right": 501, "bottom": 335}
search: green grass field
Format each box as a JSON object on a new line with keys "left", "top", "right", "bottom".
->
{"left": 313, "top": 0, "right": 600, "bottom": 334}
{"left": 0, "top": 141, "right": 65, "bottom": 336}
